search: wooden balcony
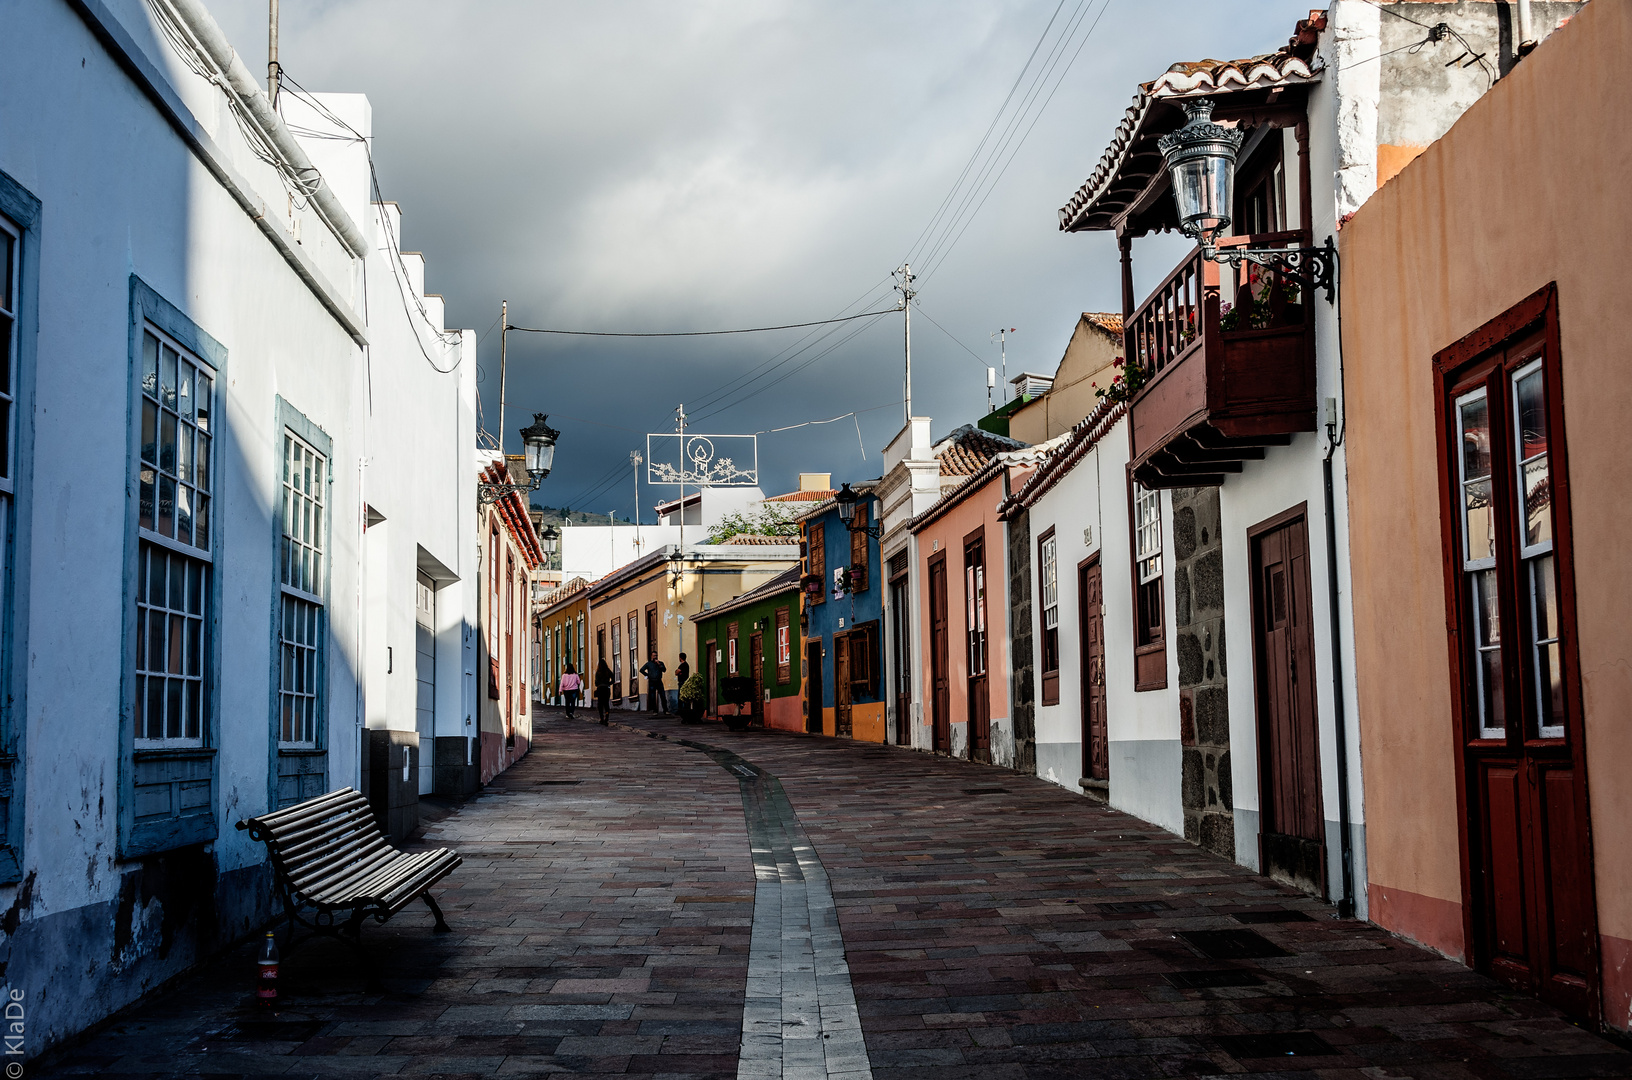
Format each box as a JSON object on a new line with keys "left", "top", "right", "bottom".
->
{"left": 1123, "top": 232, "right": 1317, "bottom": 488}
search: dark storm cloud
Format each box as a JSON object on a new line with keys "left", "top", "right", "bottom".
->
{"left": 210, "top": 0, "right": 1305, "bottom": 509}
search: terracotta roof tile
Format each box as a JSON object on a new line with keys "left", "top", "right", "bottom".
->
{"left": 718, "top": 533, "right": 799, "bottom": 546}
{"left": 763, "top": 489, "right": 837, "bottom": 502}
{"left": 1084, "top": 312, "right": 1124, "bottom": 336}
{"left": 1058, "top": 12, "right": 1326, "bottom": 233}
{"left": 936, "top": 425, "right": 1026, "bottom": 477}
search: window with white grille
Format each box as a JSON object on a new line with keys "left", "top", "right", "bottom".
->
{"left": 135, "top": 325, "right": 215, "bottom": 747}
{"left": 278, "top": 433, "right": 326, "bottom": 747}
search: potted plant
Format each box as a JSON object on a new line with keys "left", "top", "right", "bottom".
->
{"left": 719, "top": 674, "right": 755, "bottom": 731}
{"left": 678, "top": 672, "right": 707, "bottom": 724}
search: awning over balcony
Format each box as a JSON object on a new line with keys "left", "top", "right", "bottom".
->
{"left": 1057, "top": 13, "right": 1325, "bottom": 236}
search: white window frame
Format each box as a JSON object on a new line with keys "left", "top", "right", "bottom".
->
{"left": 1511, "top": 358, "right": 1563, "bottom": 739}
{"left": 278, "top": 431, "right": 327, "bottom": 749}
{"left": 1454, "top": 386, "right": 1504, "bottom": 740}
{"left": 1039, "top": 533, "right": 1059, "bottom": 635}
{"left": 1135, "top": 485, "right": 1162, "bottom": 585}
{"left": 134, "top": 323, "right": 215, "bottom": 749}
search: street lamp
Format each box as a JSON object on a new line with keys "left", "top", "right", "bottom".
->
{"left": 1158, "top": 98, "right": 1336, "bottom": 303}
{"left": 521, "top": 413, "right": 560, "bottom": 479}
{"left": 479, "top": 413, "right": 561, "bottom": 505}
{"left": 833, "top": 483, "right": 882, "bottom": 539}
{"left": 540, "top": 523, "right": 560, "bottom": 571}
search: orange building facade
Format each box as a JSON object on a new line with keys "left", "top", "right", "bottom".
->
{"left": 1341, "top": 2, "right": 1631, "bottom": 1032}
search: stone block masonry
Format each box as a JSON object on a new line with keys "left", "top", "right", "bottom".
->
{"left": 1171, "top": 486, "right": 1233, "bottom": 858}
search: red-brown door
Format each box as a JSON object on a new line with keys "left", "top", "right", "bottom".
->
{"left": 806, "top": 640, "right": 824, "bottom": 733}
{"left": 1250, "top": 510, "right": 1324, "bottom": 895}
{"left": 750, "top": 633, "right": 765, "bottom": 726}
{"left": 705, "top": 642, "right": 718, "bottom": 715}
{"left": 964, "top": 537, "right": 990, "bottom": 759}
{"left": 1437, "top": 299, "right": 1598, "bottom": 1021}
{"left": 929, "top": 553, "right": 950, "bottom": 753}
{"left": 890, "top": 570, "right": 912, "bottom": 745}
{"left": 1079, "top": 558, "right": 1108, "bottom": 781}
{"left": 834, "top": 633, "right": 853, "bottom": 737}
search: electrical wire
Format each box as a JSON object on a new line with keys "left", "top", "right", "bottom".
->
{"left": 899, "top": 0, "right": 1070, "bottom": 269}
{"left": 503, "top": 307, "right": 898, "bottom": 337}
{"left": 277, "top": 74, "right": 466, "bottom": 373}
{"left": 912, "top": 303, "right": 996, "bottom": 372}
{"left": 918, "top": 0, "right": 1114, "bottom": 285}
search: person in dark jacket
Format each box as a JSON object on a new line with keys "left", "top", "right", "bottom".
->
{"left": 593, "top": 659, "right": 614, "bottom": 724}
{"left": 639, "top": 651, "right": 668, "bottom": 715}
{"left": 670, "top": 653, "right": 690, "bottom": 714}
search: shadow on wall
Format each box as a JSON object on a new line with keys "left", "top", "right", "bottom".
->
{"left": 0, "top": 158, "right": 365, "bottom": 1054}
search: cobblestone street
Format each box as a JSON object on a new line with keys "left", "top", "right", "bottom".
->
{"left": 44, "top": 711, "right": 1631, "bottom": 1079}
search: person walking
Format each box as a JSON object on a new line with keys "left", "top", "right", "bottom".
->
{"left": 640, "top": 651, "right": 668, "bottom": 715}
{"left": 593, "top": 659, "right": 614, "bottom": 725}
{"left": 558, "top": 664, "right": 582, "bottom": 720}
{"left": 670, "top": 652, "right": 690, "bottom": 715}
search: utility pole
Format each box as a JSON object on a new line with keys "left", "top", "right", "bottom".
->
{"left": 497, "top": 299, "right": 508, "bottom": 454}
{"left": 990, "top": 327, "right": 1016, "bottom": 403}
{"left": 630, "top": 450, "right": 643, "bottom": 541}
{"left": 267, "top": 0, "right": 280, "bottom": 108}
{"left": 895, "top": 264, "right": 916, "bottom": 424}
{"left": 675, "top": 404, "right": 687, "bottom": 557}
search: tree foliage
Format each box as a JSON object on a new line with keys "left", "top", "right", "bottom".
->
{"left": 705, "top": 502, "right": 799, "bottom": 544}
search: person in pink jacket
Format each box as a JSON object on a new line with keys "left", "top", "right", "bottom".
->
{"left": 558, "top": 664, "right": 582, "bottom": 719}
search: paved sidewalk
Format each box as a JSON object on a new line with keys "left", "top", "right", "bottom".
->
{"left": 41, "top": 710, "right": 1632, "bottom": 1079}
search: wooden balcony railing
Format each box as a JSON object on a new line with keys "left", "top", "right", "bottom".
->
{"left": 1122, "top": 231, "right": 1317, "bottom": 488}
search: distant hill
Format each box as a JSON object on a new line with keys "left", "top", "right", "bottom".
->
{"left": 531, "top": 505, "right": 628, "bottom": 527}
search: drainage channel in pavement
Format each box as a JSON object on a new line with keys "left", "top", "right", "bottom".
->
{"left": 598, "top": 717, "right": 873, "bottom": 1080}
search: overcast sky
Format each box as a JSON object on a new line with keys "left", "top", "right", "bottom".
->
{"left": 210, "top": 0, "right": 1309, "bottom": 516}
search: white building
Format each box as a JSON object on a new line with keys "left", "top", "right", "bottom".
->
{"left": 559, "top": 485, "right": 766, "bottom": 582}
{"left": 0, "top": 0, "right": 474, "bottom": 1051}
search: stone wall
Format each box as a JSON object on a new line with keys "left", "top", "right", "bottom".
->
{"left": 1171, "top": 487, "right": 1232, "bottom": 858}
{"left": 1006, "top": 508, "right": 1036, "bottom": 775}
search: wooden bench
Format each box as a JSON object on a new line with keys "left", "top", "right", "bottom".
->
{"left": 237, "top": 787, "right": 461, "bottom": 951}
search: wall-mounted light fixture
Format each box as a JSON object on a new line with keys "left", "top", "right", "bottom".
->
{"left": 479, "top": 413, "right": 561, "bottom": 506}
{"left": 1159, "top": 98, "right": 1336, "bottom": 303}
{"left": 834, "top": 483, "right": 883, "bottom": 539}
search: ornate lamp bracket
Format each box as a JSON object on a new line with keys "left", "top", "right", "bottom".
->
{"left": 1209, "top": 235, "right": 1338, "bottom": 305}
{"left": 478, "top": 473, "right": 542, "bottom": 507}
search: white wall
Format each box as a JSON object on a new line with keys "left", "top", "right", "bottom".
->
{"left": 1024, "top": 418, "right": 1184, "bottom": 836}
{"left": 286, "top": 93, "right": 478, "bottom": 776}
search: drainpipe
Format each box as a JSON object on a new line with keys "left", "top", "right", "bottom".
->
{"left": 163, "top": 0, "right": 369, "bottom": 260}
{"left": 1517, "top": 0, "right": 1536, "bottom": 54}
{"left": 1323, "top": 424, "right": 1356, "bottom": 920}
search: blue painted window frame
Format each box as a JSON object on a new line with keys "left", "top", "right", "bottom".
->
{"left": 268, "top": 398, "right": 333, "bottom": 810}
{"left": 120, "top": 276, "right": 228, "bottom": 857}
{"left": 0, "top": 169, "right": 42, "bottom": 884}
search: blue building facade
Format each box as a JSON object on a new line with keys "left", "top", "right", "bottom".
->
{"left": 799, "top": 485, "right": 886, "bottom": 741}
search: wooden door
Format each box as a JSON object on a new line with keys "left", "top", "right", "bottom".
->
{"left": 834, "top": 634, "right": 853, "bottom": 737}
{"left": 806, "top": 640, "right": 824, "bottom": 733}
{"left": 890, "top": 576, "right": 912, "bottom": 744}
{"left": 750, "top": 633, "right": 764, "bottom": 726}
{"left": 705, "top": 642, "right": 718, "bottom": 715}
{"left": 929, "top": 553, "right": 950, "bottom": 753}
{"left": 1437, "top": 301, "right": 1598, "bottom": 1020}
{"left": 1250, "top": 510, "right": 1324, "bottom": 895}
{"left": 1079, "top": 558, "right": 1108, "bottom": 781}
{"left": 964, "top": 537, "right": 990, "bottom": 759}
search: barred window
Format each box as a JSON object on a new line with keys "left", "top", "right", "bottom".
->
{"left": 278, "top": 433, "right": 326, "bottom": 747}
